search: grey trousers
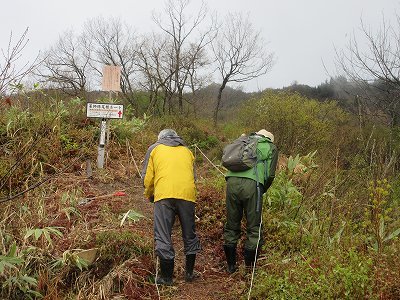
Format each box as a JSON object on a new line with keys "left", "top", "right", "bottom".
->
{"left": 154, "top": 198, "right": 201, "bottom": 260}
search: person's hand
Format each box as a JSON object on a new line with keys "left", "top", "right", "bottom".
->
{"left": 149, "top": 195, "right": 154, "bottom": 203}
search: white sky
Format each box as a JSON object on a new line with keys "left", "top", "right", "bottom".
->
{"left": 1, "top": 0, "right": 399, "bottom": 92}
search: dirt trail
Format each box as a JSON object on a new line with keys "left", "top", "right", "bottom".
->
{"left": 66, "top": 157, "right": 249, "bottom": 299}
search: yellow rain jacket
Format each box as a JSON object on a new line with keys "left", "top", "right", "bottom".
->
{"left": 142, "top": 143, "right": 196, "bottom": 203}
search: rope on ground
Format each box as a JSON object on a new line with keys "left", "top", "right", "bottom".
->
{"left": 191, "top": 144, "right": 225, "bottom": 177}
{"left": 248, "top": 211, "right": 262, "bottom": 299}
{"left": 155, "top": 256, "right": 160, "bottom": 299}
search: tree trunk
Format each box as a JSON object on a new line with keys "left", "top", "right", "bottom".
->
{"left": 213, "top": 79, "right": 228, "bottom": 126}
{"left": 178, "top": 88, "right": 183, "bottom": 113}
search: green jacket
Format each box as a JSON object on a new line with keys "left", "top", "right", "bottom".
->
{"left": 225, "top": 135, "right": 278, "bottom": 190}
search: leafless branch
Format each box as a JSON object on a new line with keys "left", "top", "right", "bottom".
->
{"left": 0, "top": 28, "right": 40, "bottom": 96}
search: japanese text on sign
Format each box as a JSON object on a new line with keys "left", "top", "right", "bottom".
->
{"left": 86, "top": 103, "right": 124, "bottom": 119}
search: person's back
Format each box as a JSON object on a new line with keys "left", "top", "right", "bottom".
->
{"left": 142, "top": 129, "right": 200, "bottom": 285}
{"left": 223, "top": 129, "right": 278, "bottom": 273}
{"left": 146, "top": 144, "right": 196, "bottom": 202}
{"left": 225, "top": 135, "right": 277, "bottom": 190}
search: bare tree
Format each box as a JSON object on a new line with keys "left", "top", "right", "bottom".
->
{"left": 84, "top": 17, "right": 140, "bottom": 113}
{"left": 136, "top": 34, "right": 176, "bottom": 114}
{"left": 0, "top": 28, "right": 39, "bottom": 96}
{"left": 211, "top": 13, "right": 274, "bottom": 125}
{"left": 152, "top": 0, "right": 215, "bottom": 114}
{"left": 335, "top": 16, "right": 400, "bottom": 127}
{"left": 185, "top": 43, "right": 211, "bottom": 115}
{"left": 136, "top": 36, "right": 162, "bottom": 114}
{"left": 38, "top": 30, "right": 91, "bottom": 97}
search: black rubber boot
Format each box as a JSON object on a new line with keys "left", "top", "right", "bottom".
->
{"left": 223, "top": 245, "right": 237, "bottom": 274}
{"left": 156, "top": 258, "right": 174, "bottom": 285}
{"left": 185, "top": 254, "right": 197, "bottom": 282}
{"left": 244, "top": 248, "right": 257, "bottom": 268}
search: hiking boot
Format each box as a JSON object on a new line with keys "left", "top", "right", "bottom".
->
{"left": 244, "top": 248, "right": 257, "bottom": 269}
{"left": 223, "top": 244, "right": 237, "bottom": 274}
{"left": 156, "top": 258, "right": 174, "bottom": 286}
{"left": 185, "top": 254, "right": 198, "bottom": 282}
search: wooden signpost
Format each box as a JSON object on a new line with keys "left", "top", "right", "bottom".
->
{"left": 86, "top": 65, "right": 123, "bottom": 169}
{"left": 102, "top": 65, "right": 122, "bottom": 92}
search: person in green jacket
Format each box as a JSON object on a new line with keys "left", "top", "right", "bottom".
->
{"left": 223, "top": 129, "right": 278, "bottom": 273}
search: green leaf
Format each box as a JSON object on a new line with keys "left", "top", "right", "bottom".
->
{"left": 384, "top": 227, "right": 400, "bottom": 242}
{"left": 8, "top": 242, "right": 17, "bottom": 257}
{"left": 329, "top": 221, "right": 346, "bottom": 247}
{"left": 34, "top": 229, "right": 42, "bottom": 240}
{"left": 47, "top": 227, "right": 64, "bottom": 238}
{"left": 372, "top": 241, "right": 378, "bottom": 252}
{"left": 50, "top": 258, "right": 63, "bottom": 269}
{"left": 74, "top": 256, "right": 88, "bottom": 271}
{"left": 0, "top": 256, "right": 23, "bottom": 273}
{"left": 287, "top": 155, "right": 300, "bottom": 172}
{"left": 20, "top": 275, "right": 38, "bottom": 285}
{"left": 24, "top": 229, "right": 35, "bottom": 240}
{"left": 379, "top": 217, "right": 385, "bottom": 240}
{"left": 120, "top": 210, "right": 145, "bottom": 226}
{"left": 43, "top": 230, "right": 52, "bottom": 245}
{"left": 22, "top": 246, "right": 38, "bottom": 255}
{"left": 27, "top": 290, "right": 43, "bottom": 298}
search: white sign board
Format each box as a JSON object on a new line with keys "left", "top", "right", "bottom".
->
{"left": 86, "top": 103, "right": 124, "bottom": 119}
{"left": 102, "top": 65, "right": 121, "bottom": 92}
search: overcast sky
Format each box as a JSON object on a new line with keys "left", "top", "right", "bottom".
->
{"left": 1, "top": 0, "right": 399, "bottom": 91}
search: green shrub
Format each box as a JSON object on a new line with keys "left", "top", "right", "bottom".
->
{"left": 143, "top": 116, "right": 223, "bottom": 154}
{"left": 60, "top": 134, "right": 79, "bottom": 152}
{"left": 0, "top": 243, "right": 43, "bottom": 299}
{"left": 197, "top": 135, "right": 219, "bottom": 150}
{"left": 111, "top": 116, "right": 149, "bottom": 142}
{"left": 236, "top": 91, "right": 354, "bottom": 155}
{"left": 251, "top": 250, "right": 372, "bottom": 299}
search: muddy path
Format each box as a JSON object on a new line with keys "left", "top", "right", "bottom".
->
{"left": 125, "top": 176, "right": 246, "bottom": 300}
{"left": 52, "top": 157, "right": 252, "bottom": 299}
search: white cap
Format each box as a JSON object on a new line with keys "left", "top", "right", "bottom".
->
{"left": 256, "top": 129, "right": 274, "bottom": 142}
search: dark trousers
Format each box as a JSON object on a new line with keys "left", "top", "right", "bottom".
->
{"left": 224, "top": 177, "right": 263, "bottom": 250}
{"left": 154, "top": 198, "right": 201, "bottom": 260}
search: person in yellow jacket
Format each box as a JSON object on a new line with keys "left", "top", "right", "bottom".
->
{"left": 142, "top": 129, "right": 201, "bottom": 285}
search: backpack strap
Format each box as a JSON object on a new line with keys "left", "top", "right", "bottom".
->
{"left": 254, "top": 163, "right": 261, "bottom": 212}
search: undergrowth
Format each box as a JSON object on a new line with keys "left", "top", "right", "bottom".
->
{"left": 0, "top": 90, "right": 399, "bottom": 298}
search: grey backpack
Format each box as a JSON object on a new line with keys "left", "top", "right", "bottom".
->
{"left": 222, "top": 136, "right": 258, "bottom": 172}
